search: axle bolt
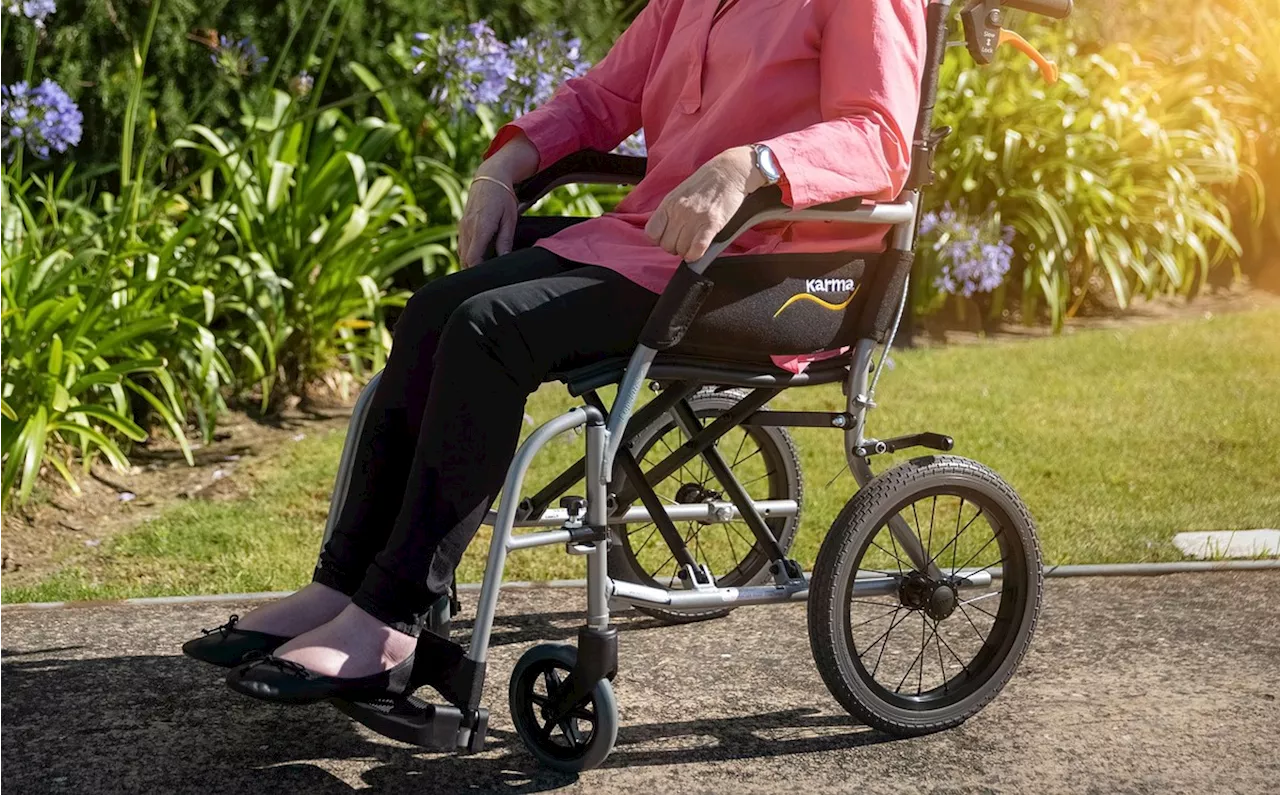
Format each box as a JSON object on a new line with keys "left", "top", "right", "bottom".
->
{"left": 831, "top": 415, "right": 847, "bottom": 428}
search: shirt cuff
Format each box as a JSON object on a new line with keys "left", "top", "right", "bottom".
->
{"left": 485, "top": 111, "right": 583, "bottom": 172}
{"left": 758, "top": 135, "right": 819, "bottom": 209}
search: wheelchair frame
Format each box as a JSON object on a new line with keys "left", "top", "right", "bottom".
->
{"left": 318, "top": 0, "right": 1072, "bottom": 764}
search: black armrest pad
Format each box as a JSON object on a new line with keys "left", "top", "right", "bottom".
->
{"left": 712, "top": 186, "right": 866, "bottom": 243}
{"left": 514, "top": 150, "right": 648, "bottom": 204}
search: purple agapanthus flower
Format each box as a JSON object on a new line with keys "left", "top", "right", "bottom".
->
{"left": 1, "top": 80, "right": 82, "bottom": 160}
{"left": 412, "top": 21, "right": 591, "bottom": 119}
{"left": 615, "top": 129, "right": 647, "bottom": 158}
{"left": 5, "top": 0, "right": 56, "bottom": 28}
{"left": 211, "top": 34, "right": 268, "bottom": 78}
{"left": 920, "top": 203, "right": 1015, "bottom": 298}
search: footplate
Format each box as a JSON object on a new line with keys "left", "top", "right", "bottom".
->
{"left": 333, "top": 694, "right": 489, "bottom": 753}
{"left": 331, "top": 629, "right": 490, "bottom": 753}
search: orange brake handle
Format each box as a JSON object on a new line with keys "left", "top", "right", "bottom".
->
{"left": 998, "top": 29, "right": 1059, "bottom": 83}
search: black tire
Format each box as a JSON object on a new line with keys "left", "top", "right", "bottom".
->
{"left": 608, "top": 387, "right": 804, "bottom": 623}
{"left": 808, "top": 455, "right": 1042, "bottom": 736}
{"left": 509, "top": 644, "right": 618, "bottom": 773}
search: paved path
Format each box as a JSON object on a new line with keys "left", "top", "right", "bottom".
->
{"left": 3, "top": 572, "right": 1277, "bottom": 794}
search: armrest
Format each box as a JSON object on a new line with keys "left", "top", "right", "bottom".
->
{"left": 514, "top": 150, "right": 648, "bottom": 209}
{"left": 713, "top": 186, "right": 873, "bottom": 244}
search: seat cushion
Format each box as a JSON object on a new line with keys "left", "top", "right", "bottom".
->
{"left": 668, "top": 251, "right": 886, "bottom": 360}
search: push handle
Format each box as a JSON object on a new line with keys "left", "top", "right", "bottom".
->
{"left": 1003, "top": 0, "right": 1073, "bottom": 19}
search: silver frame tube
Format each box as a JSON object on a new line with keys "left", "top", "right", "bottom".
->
{"left": 608, "top": 570, "right": 992, "bottom": 612}
{"left": 466, "top": 405, "right": 602, "bottom": 662}
{"left": 319, "top": 188, "right": 936, "bottom": 677}
{"left": 321, "top": 370, "right": 385, "bottom": 548}
{"left": 489, "top": 498, "right": 800, "bottom": 529}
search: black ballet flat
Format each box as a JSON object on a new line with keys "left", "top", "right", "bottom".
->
{"left": 224, "top": 643, "right": 431, "bottom": 706}
{"left": 182, "top": 614, "right": 291, "bottom": 669}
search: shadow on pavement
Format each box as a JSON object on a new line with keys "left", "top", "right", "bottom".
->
{"left": 1, "top": 607, "right": 892, "bottom": 794}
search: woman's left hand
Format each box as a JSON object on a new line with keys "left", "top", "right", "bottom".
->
{"left": 645, "top": 146, "right": 764, "bottom": 262}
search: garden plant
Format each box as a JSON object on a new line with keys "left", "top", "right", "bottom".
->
{"left": 1, "top": 0, "right": 1276, "bottom": 508}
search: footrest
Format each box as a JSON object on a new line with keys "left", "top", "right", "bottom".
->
{"left": 332, "top": 694, "right": 489, "bottom": 753}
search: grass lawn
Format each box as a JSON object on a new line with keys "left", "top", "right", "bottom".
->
{"left": 5, "top": 308, "right": 1278, "bottom": 603}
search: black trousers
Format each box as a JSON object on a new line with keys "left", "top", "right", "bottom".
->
{"left": 313, "top": 247, "right": 659, "bottom": 634}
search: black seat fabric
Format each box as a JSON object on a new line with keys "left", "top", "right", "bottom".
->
{"left": 666, "top": 251, "right": 882, "bottom": 360}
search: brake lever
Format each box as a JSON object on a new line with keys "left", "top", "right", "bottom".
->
{"left": 998, "top": 28, "right": 1060, "bottom": 83}
{"left": 960, "top": 0, "right": 1060, "bottom": 83}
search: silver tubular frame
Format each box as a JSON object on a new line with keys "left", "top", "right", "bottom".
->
{"left": 458, "top": 187, "right": 951, "bottom": 655}
{"left": 321, "top": 369, "right": 385, "bottom": 549}
{"left": 319, "top": 189, "right": 941, "bottom": 665}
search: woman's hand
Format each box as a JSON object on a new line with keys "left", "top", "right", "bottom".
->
{"left": 458, "top": 133, "right": 540, "bottom": 267}
{"left": 644, "top": 146, "right": 765, "bottom": 262}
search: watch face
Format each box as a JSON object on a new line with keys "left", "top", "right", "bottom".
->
{"left": 756, "top": 145, "right": 781, "bottom": 183}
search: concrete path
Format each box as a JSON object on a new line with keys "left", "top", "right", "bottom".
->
{"left": 3, "top": 572, "right": 1277, "bottom": 794}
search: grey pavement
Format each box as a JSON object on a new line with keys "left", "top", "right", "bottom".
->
{"left": 2, "top": 572, "right": 1278, "bottom": 794}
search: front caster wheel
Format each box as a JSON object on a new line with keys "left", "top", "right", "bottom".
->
{"left": 509, "top": 644, "right": 618, "bottom": 772}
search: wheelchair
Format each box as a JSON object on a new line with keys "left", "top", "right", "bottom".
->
{"left": 316, "top": 0, "right": 1071, "bottom": 773}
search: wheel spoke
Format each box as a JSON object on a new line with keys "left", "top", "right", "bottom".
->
{"left": 730, "top": 445, "right": 765, "bottom": 470}
{"left": 727, "top": 522, "right": 756, "bottom": 551}
{"left": 632, "top": 524, "right": 659, "bottom": 558}
{"left": 960, "top": 592, "right": 1002, "bottom": 620}
{"left": 886, "top": 527, "right": 906, "bottom": 576}
{"left": 909, "top": 501, "right": 923, "bottom": 551}
{"left": 951, "top": 498, "right": 964, "bottom": 575}
{"left": 558, "top": 716, "right": 584, "bottom": 747}
{"left": 864, "top": 608, "right": 912, "bottom": 680}
{"left": 956, "top": 602, "right": 987, "bottom": 642}
{"left": 927, "top": 507, "right": 986, "bottom": 570}
{"left": 859, "top": 607, "right": 908, "bottom": 661}
{"left": 933, "top": 621, "right": 949, "bottom": 693}
{"left": 657, "top": 435, "right": 701, "bottom": 486}
{"left": 869, "top": 537, "right": 912, "bottom": 571}
{"left": 935, "top": 624, "right": 972, "bottom": 675}
{"left": 849, "top": 597, "right": 902, "bottom": 608}
{"left": 848, "top": 604, "right": 901, "bottom": 630}
{"left": 926, "top": 496, "right": 937, "bottom": 559}
{"left": 728, "top": 429, "right": 751, "bottom": 468}
{"left": 724, "top": 521, "right": 741, "bottom": 564}
{"left": 739, "top": 468, "right": 777, "bottom": 489}
{"left": 960, "top": 555, "right": 1008, "bottom": 581}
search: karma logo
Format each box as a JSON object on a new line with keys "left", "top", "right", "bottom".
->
{"left": 773, "top": 278, "right": 860, "bottom": 318}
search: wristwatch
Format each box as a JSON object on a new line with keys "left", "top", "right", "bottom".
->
{"left": 750, "top": 143, "right": 783, "bottom": 186}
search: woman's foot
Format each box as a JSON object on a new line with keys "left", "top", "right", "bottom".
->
{"left": 225, "top": 605, "right": 424, "bottom": 704}
{"left": 182, "top": 583, "right": 353, "bottom": 668}
{"left": 270, "top": 603, "right": 418, "bottom": 678}
{"left": 233, "top": 582, "right": 352, "bottom": 637}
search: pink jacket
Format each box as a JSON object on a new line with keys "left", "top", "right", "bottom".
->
{"left": 488, "top": 0, "right": 927, "bottom": 366}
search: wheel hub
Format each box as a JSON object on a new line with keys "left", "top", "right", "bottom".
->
{"left": 675, "top": 483, "right": 707, "bottom": 503}
{"left": 898, "top": 572, "right": 958, "bottom": 620}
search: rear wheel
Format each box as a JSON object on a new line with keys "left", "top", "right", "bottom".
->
{"left": 608, "top": 388, "right": 803, "bottom": 623}
{"left": 808, "top": 455, "right": 1042, "bottom": 735}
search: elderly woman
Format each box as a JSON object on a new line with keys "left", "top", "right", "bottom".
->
{"left": 185, "top": 0, "right": 925, "bottom": 703}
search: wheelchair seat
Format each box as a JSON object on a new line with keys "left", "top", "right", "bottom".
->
{"left": 553, "top": 351, "right": 850, "bottom": 396}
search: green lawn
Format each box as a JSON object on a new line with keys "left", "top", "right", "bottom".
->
{"left": 5, "top": 309, "right": 1278, "bottom": 603}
